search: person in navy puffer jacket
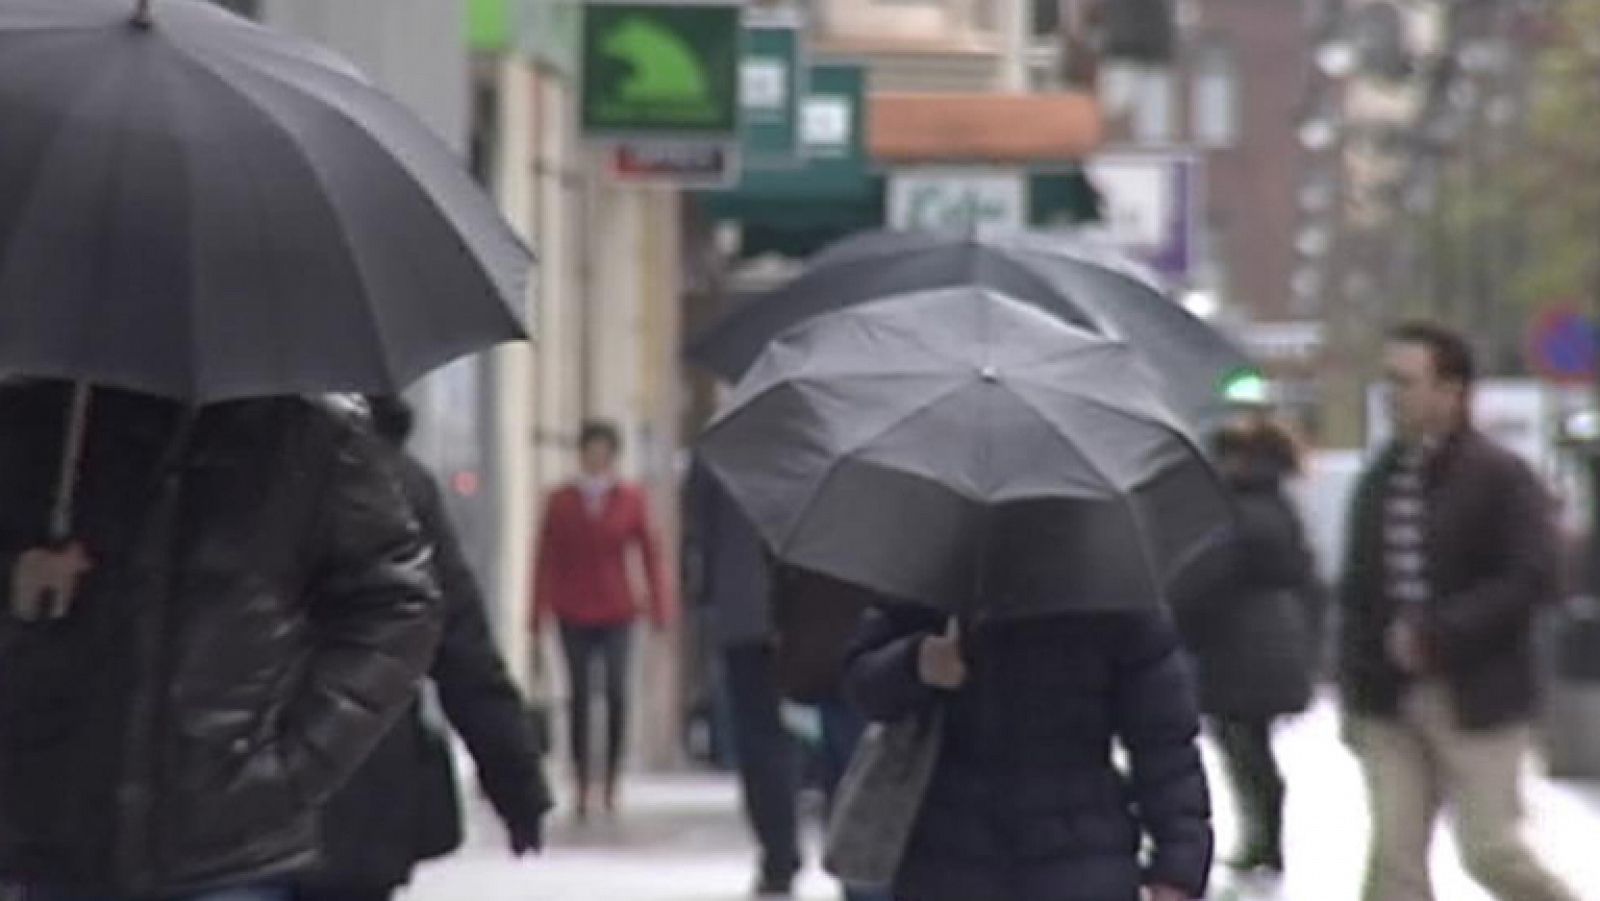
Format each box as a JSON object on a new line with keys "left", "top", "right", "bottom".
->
{"left": 846, "top": 606, "right": 1213, "bottom": 901}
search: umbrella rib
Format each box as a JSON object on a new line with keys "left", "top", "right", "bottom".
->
{"left": 775, "top": 376, "right": 980, "bottom": 552}
{"left": 1002, "top": 387, "right": 1169, "bottom": 601}
{"left": 179, "top": 47, "right": 524, "bottom": 382}
{"left": 0, "top": 50, "right": 132, "bottom": 362}
{"left": 183, "top": 40, "right": 521, "bottom": 286}
{"left": 1007, "top": 369, "right": 1191, "bottom": 442}
{"left": 1015, "top": 238, "right": 1251, "bottom": 358}
{"left": 163, "top": 50, "right": 401, "bottom": 390}
{"left": 977, "top": 249, "right": 1105, "bottom": 332}
{"left": 1022, "top": 242, "right": 1166, "bottom": 296}
{"left": 686, "top": 246, "right": 955, "bottom": 374}
{"left": 1012, "top": 376, "right": 1214, "bottom": 492}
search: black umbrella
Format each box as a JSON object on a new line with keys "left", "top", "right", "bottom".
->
{"left": 686, "top": 229, "right": 1249, "bottom": 429}
{"left": 0, "top": 0, "right": 530, "bottom": 539}
{"left": 698, "top": 287, "right": 1233, "bottom": 618}
{"left": 0, "top": 0, "right": 528, "bottom": 402}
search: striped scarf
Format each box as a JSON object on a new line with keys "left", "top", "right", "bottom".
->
{"left": 1383, "top": 442, "right": 1436, "bottom": 611}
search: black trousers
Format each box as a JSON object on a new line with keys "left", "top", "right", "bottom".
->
{"left": 560, "top": 623, "right": 633, "bottom": 788}
{"left": 1213, "top": 716, "right": 1286, "bottom": 855}
{"left": 723, "top": 642, "right": 802, "bottom": 881}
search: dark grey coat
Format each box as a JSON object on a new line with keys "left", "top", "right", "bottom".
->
{"left": 1175, "top": 471, "right": 1319, "bottom": 719}
{"left": 685, "top": 458, "right": 773, "bottom": 648}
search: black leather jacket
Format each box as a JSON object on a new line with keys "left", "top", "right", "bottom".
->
{"left": 306, "top": 451, "right": 550, "bottom": 890}
{"left": 0, "top": 382, "right": 441, "bottom": 896}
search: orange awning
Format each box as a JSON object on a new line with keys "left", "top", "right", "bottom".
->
{"left": 870, "top": 92, "right": 1104, "bottom": 164}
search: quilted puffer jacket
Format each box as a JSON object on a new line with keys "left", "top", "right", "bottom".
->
{"left": 847, "top": 606, "right": 1212, "bottom": 901}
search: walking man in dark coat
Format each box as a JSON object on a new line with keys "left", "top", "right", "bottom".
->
{"left": 1339, "top": 322, "right": 1575, "bottom": 901}
{"left": 296, "top": 397, "right": 550, "bottom": 901}
{"left": 685, "top": 457, "right": 802, "bottom": 897}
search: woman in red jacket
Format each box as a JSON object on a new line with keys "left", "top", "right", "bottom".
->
{"left": 533, "top": 420, "right": 672, "bottom": 819}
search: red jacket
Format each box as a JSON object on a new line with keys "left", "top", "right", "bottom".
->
{"left": 532, "top": 481, "right": 673, "bottom": 631}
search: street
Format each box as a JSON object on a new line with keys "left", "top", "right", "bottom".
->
{"left": 402, "top": 695, "right": 1600, "bottom": 901}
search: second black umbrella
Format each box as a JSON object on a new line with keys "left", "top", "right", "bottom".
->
{"left": 686, "top": 229, "right": 1250, "bottom": 429}
{"left": 699, "top": 286, "right": 1233, "bottom": 618}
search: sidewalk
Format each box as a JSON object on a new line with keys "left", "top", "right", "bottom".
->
{"left": 401, "top": 696, "right": 1600, "bottom": 900}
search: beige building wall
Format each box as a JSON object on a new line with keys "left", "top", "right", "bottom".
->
{"left": 488, "top": 60, "right": 538, "bottom": 681}
{"left": 494, "top": 63, "right": 687, "bottom": 770}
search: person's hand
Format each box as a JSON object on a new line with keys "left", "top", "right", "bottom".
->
{"left": 1386, "top": 617, "right": 1430, "bottom": 675}
{"left": 917, "top": 621, "right": 966, "bottom": 690}
{"left": 1145, "top": 885, "right": 1191, "bottom": 901}
{"left": 11, "top": 542, "right": 92, "bottom": 621}
{"left": 509, "top": 820, "right": 544, "bottom": 856}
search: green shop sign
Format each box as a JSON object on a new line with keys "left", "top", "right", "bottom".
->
{"left": 740, "top": 9, "right": 805, "bottom": 168}
{"left": 467, "top": 0, "right": 511, "bottom": 53}
{"left": 581, "top": 1, "right": 743, "bottom": 139}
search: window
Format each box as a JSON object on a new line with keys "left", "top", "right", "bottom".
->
{"left": 1033, "top": 0, "right": 1060, "bottom": 37}
{"left": 1103, "top": 64, "right": 1175, "bottom": 143}
{"left": 1192, "top": 43, "right": 1238, "bottom": 148}
{"left": 1103, "top": 0, "right": 1175, "bottom": 63}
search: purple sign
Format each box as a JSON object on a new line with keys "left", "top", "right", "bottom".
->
{"left": 1084, "top": 152, "right": 1201, "bottom": 286}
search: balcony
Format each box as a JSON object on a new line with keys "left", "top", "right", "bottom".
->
{"left": 811, "top": 0, "right": 1006, "bottom": 92}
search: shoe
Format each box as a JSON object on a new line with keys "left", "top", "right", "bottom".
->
{"left": 1225, "top": 844, "right": 1284, "bottom": 874}
{"left": 754, "top": 872, "right": 795, "bottom": 898}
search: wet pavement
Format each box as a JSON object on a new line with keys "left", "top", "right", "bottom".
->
{"left": 401, "top": 694, "right": 1600, "bottom": 900}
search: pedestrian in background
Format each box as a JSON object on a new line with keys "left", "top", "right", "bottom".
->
{"left": 0, "top": 382, "right": 440, "bottom": 901}
{"left": 769, "top": 566, "right": 892, "bottom": 901}
{"left": 685, "top": 456, "right": 803, "bottom": 897}
{"left": 533, "top": 420, "right": 674, "bottom": 819}
{"left": 1339, "top": 322, "right": 1575, "bottom": 901}
{"left": 1174, "top": 415, "right": 1319, "bottom": 877}
{"left": 846, "top": 604, "right": 1212, "bottom": 901}
{"left": 296, "top": 397, "right": 550, "bottom": 901}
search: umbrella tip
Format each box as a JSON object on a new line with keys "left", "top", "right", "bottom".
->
{"left": 979, "top": 365, "right": 1001, "bottom": 383}
{"left": 131, "top": 0, "right": 154, "bottom": 28}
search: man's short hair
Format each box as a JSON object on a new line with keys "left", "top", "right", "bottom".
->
{"left": 579, "top": 419, "right": 622, "bottom": 453}
{"left": 1389, "top": 320, "right": 1476, "bottom": 388}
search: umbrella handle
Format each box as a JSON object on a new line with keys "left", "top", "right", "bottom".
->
{"left": 132, "top": 0, "right": 154, "bottom": 28}
{"left": 48, "top": 383, "right": 93, "bottom": 545}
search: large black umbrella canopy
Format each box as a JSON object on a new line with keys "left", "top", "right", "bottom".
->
{"left": 0, "top": 0, "right": 529, "bottom": 403}
{"left": 699, "top": 287, "right": 1233, "bottom": 618}
{"left": 686, "top": 229, "right": 1249, "bottom": 429}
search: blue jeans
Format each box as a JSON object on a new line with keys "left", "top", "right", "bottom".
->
{"left": 18, "top": 885, "right": 289, "bottom": 901}
{"left": 816, "top": 698, "right": 893, "bottom": 901}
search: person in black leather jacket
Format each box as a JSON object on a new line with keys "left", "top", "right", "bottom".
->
{"left": 0, "top": 380, "right": 441, "bottom": 901}
{"left": 294, "top": 397, "right": 551, "bottom": 901}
